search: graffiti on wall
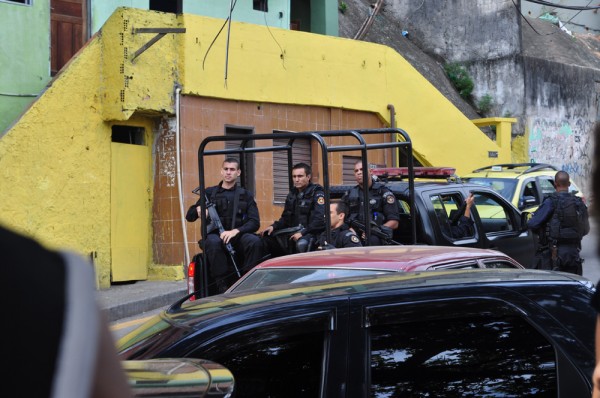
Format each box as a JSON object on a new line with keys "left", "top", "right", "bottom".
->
{"left": 529, "top": 117, "right": 594, "bottom": 197}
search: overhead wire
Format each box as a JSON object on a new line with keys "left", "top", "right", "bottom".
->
{"left": 524, "top": 0, "right": 600, "bottom": 11}
{"left": 202, "top": 0, "right": 238, "bottom": 88}
{"left": 511, "top": 0, "right": 592, "bottom": 36}
{"left": 511, "top": 0, "right": 600, "bottom": 36}
{"left": 223, "top": 0, "right": 235, "bottom": 88}
{"left": 263, "top": 8, "right": 286, "bottom": 69}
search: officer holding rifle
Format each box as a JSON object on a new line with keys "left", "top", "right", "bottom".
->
{"left": 186, "top": 157, "right": 263, "bottom": 293}
{"left": 342, "top": 160, "right": 400, "bottom": 245}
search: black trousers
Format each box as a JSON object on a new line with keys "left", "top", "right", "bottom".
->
{"left": 532, "top": 243, "right": 583, "bottom": 275}
{"left": 262, "top": 232, "right": 318, "bottom": 258}
{"left": 204, "top": 232, "right": 264, "bottom": 292}
{"left": 555, "top": 243, "right": 583, "bottom": 275}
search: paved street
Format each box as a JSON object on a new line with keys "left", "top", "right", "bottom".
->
{"left": 582, "top": 220, "right": 600, "bottom": 284}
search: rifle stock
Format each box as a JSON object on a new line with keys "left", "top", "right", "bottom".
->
{"left": 205, "top": 194, "right": 241, "bottom": 277}
{"left": 348, "top": 219, "right": 400, "bottom": 246}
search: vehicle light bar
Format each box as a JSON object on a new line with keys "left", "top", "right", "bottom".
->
{"left": 372, "top": 167, "right": 456, "bottom": 179}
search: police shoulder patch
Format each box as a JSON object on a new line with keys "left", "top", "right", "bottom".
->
{"left": 386, "top": 195, "right": 396, "bottom": 204}
{"left": 350, "top": 235, "right": 360, "bottom": 243}
{"left": 317, "top": 196, "right": 325, "bottom": 205}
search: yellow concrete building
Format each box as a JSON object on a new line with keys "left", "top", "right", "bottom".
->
{"left": 0, "top": 8, "right": 517, "bottom": 288}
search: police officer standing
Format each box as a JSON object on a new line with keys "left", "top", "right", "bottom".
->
{"left": 186, "top": 157, "right": 263, "bottom": 293}
{"left": 342, "top": 160, "right": 400, "bottom": 245}
{"left": 527, "top": 170, "right": 589, "bottom": 274}
{"left": 261, "top": 162, "right": 326, "bottom": 256}
{"left": 317, "top": 201, "right": 362, "bottom": 250}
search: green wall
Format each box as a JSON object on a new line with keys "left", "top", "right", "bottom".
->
{"left": 90, "top": 0, "right": 292, "bottom": 35}
{"left": 0, "top": 0, "right": 51, "bottom": 134}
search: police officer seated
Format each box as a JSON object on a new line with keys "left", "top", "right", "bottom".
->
{"left": 317, "top": 201, "right": 362, "bottom": 250}
{"left": 341, "top": 160, "right": 400, "bottom": 245}
{"left": 260, "top": 162, "right": 326, "bottom": 257}
{"left": 186, "top": 157, "right": 263, "bottom": 294}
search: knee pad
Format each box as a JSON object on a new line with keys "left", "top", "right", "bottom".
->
{"left": 296, "top": 238, "right": 310, "bottom": 253}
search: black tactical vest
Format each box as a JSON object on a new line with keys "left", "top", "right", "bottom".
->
{"left": 285, "top": 183, "right": 319, "bottom": 227}
{"left": 210, "top": 186, "right": 249, "bottom": 230}
{"left": 347, "top": 182, "right": 386, "bottom": 225}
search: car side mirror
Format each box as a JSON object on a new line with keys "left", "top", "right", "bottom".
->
{"left": 519, "top": 196, "right": 537, "bottom": 210}
{"left": 520, "top": 211, "right": 531, "bottom": 232}
{"left": 124, "top": 358, "right": 235, "bottom": 397}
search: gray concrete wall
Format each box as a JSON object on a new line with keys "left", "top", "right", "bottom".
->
{"left": 524, "top": 57, "right": 599, "bottom": 197}
{"left": 385, "top": 0, "right": 527, "bottom": 133}
{"left": 386, "top": 0, "right": 520, "bottom": 62}
{"left": 374, "top": 0, "right": 600, "bottom": 199}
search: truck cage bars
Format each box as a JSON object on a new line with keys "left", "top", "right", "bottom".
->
{"left": 194, "top": 128, "right": 417, "bottom": 296}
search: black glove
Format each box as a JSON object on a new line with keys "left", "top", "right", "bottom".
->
{"left": 380, "top": 225, "right": 393, "bottom": 239}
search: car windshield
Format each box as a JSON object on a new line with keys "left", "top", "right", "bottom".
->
{"left": 231, "top": 268, "right": 392, "bottom": 292}
{"left": 463, "top": 178, "right": 517, "bottom": 201}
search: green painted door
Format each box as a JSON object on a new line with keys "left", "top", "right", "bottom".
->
{"left": 111, "top": 142, "right": 149, "bottom": 281}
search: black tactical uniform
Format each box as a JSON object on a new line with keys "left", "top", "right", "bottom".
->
{"left": 318, "top": 223, "right": 362, "bottom": 250}
{"left": 527, "top": 192, "right": 589, "bottom": 274}
{"left": 341, "top": 177, "right": 400, "bottom": 245}
{"left": 186, "top": 182, "right": 263, "bottom": 292}
{"left": 264, "top": 182, "right": 326, "bottom": 256}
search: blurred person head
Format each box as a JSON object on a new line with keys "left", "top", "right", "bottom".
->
{"left": 555, "top": 170, "right": 570, "bottom": 192}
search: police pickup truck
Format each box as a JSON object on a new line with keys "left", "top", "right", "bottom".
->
{"left": 329, "top": 167, "right": 535, "bottom": 268}
{"left": 187, "top": 129, "right": 535, "bottom": 299}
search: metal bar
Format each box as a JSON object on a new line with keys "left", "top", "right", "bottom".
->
{"left": 134, "top": 28, "right": 186, "bottom": 34}
{"left": 132, "top": 33, "right": 166, "bottom": 62}
{"left": 131, "top": 28, "right": 186, "bottom": 62}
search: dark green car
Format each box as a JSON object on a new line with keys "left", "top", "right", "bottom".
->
{"left": 119, "top": 269, "right": 596, "bottom": 397}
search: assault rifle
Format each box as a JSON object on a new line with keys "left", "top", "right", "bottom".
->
{"left": 348, "top": 219, "right": 401, "bottom": 246}
{"left": 204, "top": 193, "right": 241, "bottom": 278}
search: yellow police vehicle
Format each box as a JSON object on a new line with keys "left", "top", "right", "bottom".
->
{"left": 461, "top": 163, "right": 585, "bottom": 213}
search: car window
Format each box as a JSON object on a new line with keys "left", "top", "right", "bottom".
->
{"left": 540, "top": 177, "right": 581, "bottom": 198}
{"left": 539, "top": 177, "right": 555, "bottom": 197}
{"left": 397, "top": 199, "right": 410, "bottom": 214}
{"left": 430, "top": 262, "right": 479, "bottom": 270}
{"left": 368, "top": 301, "right": 557, "bottom": 396}
{"left": 430, "top": 193, "right": 475, "bottom": 240}
{"left": 191, "top": 314, "right": 329, "bottom": 398}
{"left": 231, "top": 268, "right": 391, "bottom": 292}
{"left": 464, "top": 177, "right": 517, "bottom": 201}
{"left": 481, "top": 260, "right": 520, "bottom": 268}
{"left": 519, "top": 180, "right": 540, "bottom": 209}
{"left": 472, "top": 192, "right": 514, "bottom": 234}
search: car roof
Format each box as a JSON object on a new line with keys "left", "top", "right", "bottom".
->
{"left": 253, "top": 245, "right": 521, "bottom": 271}
{"left": 164, "top": 269, "right": 590, "bottom": 327}
{"left": 463, "top": 163, "right": 558, "bottom": 178}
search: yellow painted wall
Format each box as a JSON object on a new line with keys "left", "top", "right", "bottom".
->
{"left": 0, "top": 8, "right": 513, "bottom": 287}
{"left": 0, "top": 38, "right": 115, "bottom": 285}
{"left": 178, "top": 13, "right": 511, "bottom": 172}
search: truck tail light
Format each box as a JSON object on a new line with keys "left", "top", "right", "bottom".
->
{"left": 187, "top": 259, "right": 196, "bottom": 301}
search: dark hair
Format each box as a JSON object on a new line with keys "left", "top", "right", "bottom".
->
{"left": 334, "top": 201, "right": 349, "bottom": 216}
{"left": 292, "top": 162, "right": 311, "bottom": 176}
{"left": 554, "top": 170, "right": 570, "bottom": 187}
{"left": 223, "top": 157, "right": 240, "bottom": 170}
